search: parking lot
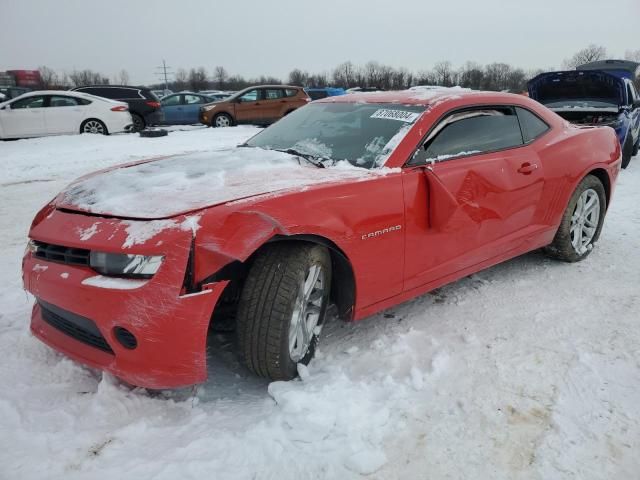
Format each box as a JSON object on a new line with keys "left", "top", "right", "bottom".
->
{"left": 0, "top": 127, "right": 638, "bottom": 479}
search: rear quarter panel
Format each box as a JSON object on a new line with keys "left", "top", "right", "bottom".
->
{"left": 533, "top": 122, "right": 621, "bottom": 227}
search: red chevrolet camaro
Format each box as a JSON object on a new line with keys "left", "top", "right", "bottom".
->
{"left": 23, "top": 89, "right": 621, "bottom": 388}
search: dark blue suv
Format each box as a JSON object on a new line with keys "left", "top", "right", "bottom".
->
{"left": 528, "top": 60, "right": 640, "bottom": 168}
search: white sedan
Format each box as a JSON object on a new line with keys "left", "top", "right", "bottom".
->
{"left": 0, "top": 90, "right": 133, "bottom": 139}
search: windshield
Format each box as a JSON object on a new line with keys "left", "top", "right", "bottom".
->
{"left": 245, "top": 102, "right": 425, "bottom": 168}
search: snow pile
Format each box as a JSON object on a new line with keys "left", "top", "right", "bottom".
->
{"left": 0, "top": 128, "right": 639, "bottom": 480}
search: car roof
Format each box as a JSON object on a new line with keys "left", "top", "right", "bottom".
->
{"left": 73, "top": 85, "right": 149, "bottom": 91}
{"left": 314, "top": 88, "right": 527, "bottom": 107}
{"left": 5, "top": 89, "right": 124, "bottom": 104}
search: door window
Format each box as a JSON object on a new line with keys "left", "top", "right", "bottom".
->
{"left": 161, "top": 95, "right": 181, "bottom": 106}
{"left": 421, "top": 107, "right": 524, "bottom": 162}
{"left": 48, "top": 96, "right": 81, "bottom": 107}
{"left": 184, "top": 94, "right": 203, "bottom": 104}
{"left": 10, "top": 96, "right": 45, "bottom": 109}
{"left": 515, "top": 107, "right": 549, "bottom": 143}
{"left": 239, "top": 90, "right": 259, "bottom": 102}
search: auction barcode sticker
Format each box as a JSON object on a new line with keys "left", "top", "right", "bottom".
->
{"left": 370, "top": 109, "right": 420, "bottom": 123}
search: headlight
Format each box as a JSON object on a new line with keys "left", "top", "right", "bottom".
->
{"left": 203, "top": 104, "right": 217, "bottom": 112}
{"left": 89, "top": 252, "right": 163, "bottom": 278}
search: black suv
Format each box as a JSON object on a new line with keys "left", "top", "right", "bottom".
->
{"left": 71, "top": 85, "right": 164, "bottom": 130}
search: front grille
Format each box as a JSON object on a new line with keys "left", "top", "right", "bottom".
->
{"left": 39, "top": 300, "right": 114, "bottom": 354}
{"left": 33, "top": 241, "right": 90, "bottom": 266}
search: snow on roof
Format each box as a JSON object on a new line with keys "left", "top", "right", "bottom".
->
{"left": 318, "top": 86, "right": 480, "bottom": 106}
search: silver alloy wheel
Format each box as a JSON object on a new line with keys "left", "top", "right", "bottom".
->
{"left": 215, "top": 115, "right": 231, "bottom": 127}
{"left": 570, "top": 188, "right": 600, "bottom": 255}
{"left": 289, "top": 264, "right": 325, "bottom": 362}
{"left": 83, "top": 120, "right": 105, "bottom": 134}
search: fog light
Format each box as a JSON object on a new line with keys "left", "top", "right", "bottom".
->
{"left": 113, "top": 327, "right": 137, "bottom": 349}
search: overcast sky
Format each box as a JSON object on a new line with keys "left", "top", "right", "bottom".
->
{"left": 2, "top": 0, "right": 637, "bottom": 85}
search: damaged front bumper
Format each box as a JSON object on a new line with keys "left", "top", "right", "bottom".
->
{"left": 23, "top": 209, "right": 226, "bottom": 389}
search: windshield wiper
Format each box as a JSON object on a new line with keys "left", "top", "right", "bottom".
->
{"left": 275, "top": 148, "right": 333, "bottom": 168}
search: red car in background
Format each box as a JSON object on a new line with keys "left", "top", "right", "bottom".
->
{"left": 23, "top": 89, "right": 621, "bottom": 389}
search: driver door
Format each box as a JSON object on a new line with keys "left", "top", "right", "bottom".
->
{"left": 402, "top": 106, "right": 546, "bottom": 291}
{"left": 1, "top": 95, "right": 47, "bottom": 137}
{"left": 234, "top": 89, "right": 264, "bottom": 124}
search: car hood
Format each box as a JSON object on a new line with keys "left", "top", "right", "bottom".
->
{"left": 527, "top": 70, "right": 625, "bottom": 109}
{"left": 55, "top": 148, "right": 372, "bottom": 219}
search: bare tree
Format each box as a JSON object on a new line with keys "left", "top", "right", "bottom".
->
{"left": 433, "top": 61, "right": 456, "bottom": 86}
{"left": 288, "top": 68, "right": 309, "bottom": 86}
{"left": 68, "top": 69, "right": 109, "bottom": 87}
{"left": 38, "top": 66, "right": 59, "bottom": 89}
{"left": 332, "top": 61, "right": 356, "bottom": 88}
{"left": 213, "top": 66, "right": 228, "bottom": 89}
{"left": 625, "top": 49, "right": 640, "bottom": 62}
{"left": 117, "top": 69, "right": 130, "bottom": 85}
{"left": 188, "top": 67, "right": 208, "bottom": 91}
{"left": 458, "top": 61, "right": 484, "bottom": 89}
{"left": 562, "top": 44, "right": 607, "bottom": 69}
{"left": 174, "top": 68, "right": 188, "bottom": 91}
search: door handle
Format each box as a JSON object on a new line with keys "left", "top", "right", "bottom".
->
{"left": 517, "top": 162, "right": 538, "bottom": 175}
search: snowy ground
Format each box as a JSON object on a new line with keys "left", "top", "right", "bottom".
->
{"left": 0, "top": 127, "right": 638, "bottom": 480}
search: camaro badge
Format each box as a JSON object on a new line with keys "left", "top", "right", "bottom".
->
{"left": 361, "top": 225, "right": 402, "bottom": 240}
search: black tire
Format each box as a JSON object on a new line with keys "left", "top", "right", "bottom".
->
{"left": 621, "top": 134, "right": 633, "bottom": 169}
{"left": 632, "top": 138, "right": 639, "bottom": 157}
{"left": 131, "top": 113, "right": 145, "bottom": 131}
{"left": 544, "top": 175, "right": 606, "bottom": 262}
{"left": 79, "top": 119, "right": 108, "bottom": 135}
{"left": 212, "top": 113, "right": 233, "bottom": 128}
{"left": 138, "top": 128, "right": 168, "bottom": 138}
{"left": 236, "top": 243, "right": 332, "bottom": 380}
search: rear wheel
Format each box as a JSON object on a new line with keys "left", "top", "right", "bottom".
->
{"left": 80, "top": 119, "right": 108, "bottom": 135}
{"left": 212, "top": 113, "right": 233, "bottom": 128}
{"left": 621, "top": 134, "right": 633, "bottom": 169}
{"left": 544, "top": 175, "right": 606, "bottom": 262}
{"left": 131, "top": 113, "right": 145, "bottom": 131}
{"left": 236, "top": 243, "right": 332, "bottom": 380}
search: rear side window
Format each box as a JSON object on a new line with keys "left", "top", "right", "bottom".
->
{"left": 48, "top": 96, "right": 80, "bottom": 107}
{"left": 77, "top": 87, "right": 113, "bottom": 98}
{"left": 424, "top": 107, "right": 523, "bottom": 160}
{"left": 516, "top": 107, "right": 549, "bottom": 143}
{"left": 284, "top": 89, "right": 298, "bottom": 97}
{"left": 11, "top": 96, "right": 45, "bottom": 109}
{"left": 110, "top": 88, "right": 142, "bottom": 99}
{"left": 144, "top": 90, "right": 160, "bottom": 101}
{"left": 264, "top": 89, "right": 284, "bottom": 100}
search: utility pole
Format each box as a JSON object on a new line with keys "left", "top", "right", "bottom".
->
{"left": 154, "top": 60, "right": 173, "bottom": 93}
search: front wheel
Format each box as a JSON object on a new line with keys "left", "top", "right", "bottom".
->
{"left": 80, "top": 119, "right": 108, "bottom": 135}
{"left": 544, "top": 175, "right": 606, "bottom": 262}
{"left": 236, "top": 243, "right": 332, "bottom": 380}
{"left": 212, "top": 113, "right": 233, "bottom": 128}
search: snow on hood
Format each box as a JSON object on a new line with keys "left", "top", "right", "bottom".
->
{"left": 56, "top": 148, "right": 373, "bottom": 219}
